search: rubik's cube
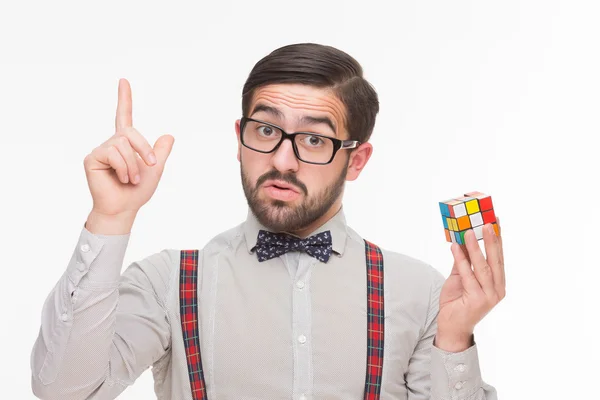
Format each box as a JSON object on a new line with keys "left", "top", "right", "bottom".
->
{"left": 439, "top": 191, "right": 498, "bottom": 244}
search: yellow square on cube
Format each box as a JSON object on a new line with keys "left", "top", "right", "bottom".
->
{"left": 465, "top": 199, "right": 480, "bottom": 214}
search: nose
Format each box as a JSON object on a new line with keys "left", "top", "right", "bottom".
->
{"left": 271, "top": 138, "right": 299, "bottom": 173}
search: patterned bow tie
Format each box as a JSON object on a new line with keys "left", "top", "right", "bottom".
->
{"left": 254, "top": 229, "right": 333, "bottom": 263}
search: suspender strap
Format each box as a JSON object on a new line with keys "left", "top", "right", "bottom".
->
{"left": 179, "top": 242, "right": 385, "bottom": 399}
{"left": 364, "top": 240, "right": 385, "bottom": 399}
{"left": 180, "top": 250, "right": 209, "bottom": 400}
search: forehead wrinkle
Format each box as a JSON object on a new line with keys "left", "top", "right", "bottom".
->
{"left": 252, "top": 89, "right": 347, "bottom": 134}
{"left": 257, "top": 88, "right": 344, "bottom": 114}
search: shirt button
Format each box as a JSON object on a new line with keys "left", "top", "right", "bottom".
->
{"left": 296, "top": 281, "right": 305, "bottom": 289}
{"left": 60, "top": 313, "right": 69, "bottom": 322}
{"left": 454, "top": 381, "right": 464, "bottom": 390}
{"left": 80, "top": 244, "right": 90, "bottom": 252}
{"left": 455, "top": 363, "right": 466, "bottom": 372}
{"left": 299, "top": 395, "right": 307, "bottom": 400}
{"left": 298, "top": 335, "right": 307, "bottom": 344}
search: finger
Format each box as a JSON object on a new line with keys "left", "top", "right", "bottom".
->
{"left": 450, "top": 243, "right": 471, "bottom": 275}
{"left": 118, "top": 126, "right": 157, "bottom": 166}
{"left": 152, "top": 134, "right": 175, "bottom": 165}
{"left": 496, "top": 217, "right": 504, "bottom": 265}
{"left": 95, "top": 146, "right": 129, "bottom": 184}
{"left": 113, "top": 136, "right": 140, "bottom": 184}
{"left": 465, "top": 229, "right": 496, "bottom": 297}
{"left": 115, "top": 78, "right": 133, "bottom": 131}
{"left": 495, "top": 217, "right": 505, "bottom": 291}
{"left": 483, "top": 223, "right": 505, "bottom": 298}
{"left": 451, "top": 241, "right": 483, "bottom": 295}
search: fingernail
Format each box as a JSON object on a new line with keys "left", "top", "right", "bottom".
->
{"left": 134, "top": 174, "right": 140, "bottom": 184}
{"left": 123, "top": 174, "right": 129, "bottom": 183}
{"left": 487, "top": 224, "right": 495, "bottom": 235}
{"left": 148, "top": 152, "right": 157, "bottom": 165}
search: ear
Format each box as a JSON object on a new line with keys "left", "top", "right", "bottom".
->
{"left": 235, "top": 119, "right": 242, "bottom": 162}
{"left": 345, "top": 142, "right": 373, "bottom": 181}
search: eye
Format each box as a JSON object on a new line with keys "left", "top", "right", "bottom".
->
{"left": 257, "top": 125, "right": 276, "bottom": 137}
{"left": 302, "top": 135, "right": 325, "bottom": 147}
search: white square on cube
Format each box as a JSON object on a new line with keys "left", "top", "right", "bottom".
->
{"left": 469, "top": 212, "right": 484, "bottom": 227}
{"left": 473, "top": 225, "right": 484, "bottom": 240}
{"left": 453, "top": 203, "right": 467, "bottom": 218}
{"left": 450, "top": 231, "right": 457, "bottom": 243}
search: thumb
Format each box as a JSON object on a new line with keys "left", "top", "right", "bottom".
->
{"left": 153, "top": 134, "right": 175, "bottom": 164}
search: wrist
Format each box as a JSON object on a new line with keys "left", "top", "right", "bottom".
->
{"left": 434, "top": 330, "right": 474, "bottom": 353}
{"left": 86, "top": 209, "right": 137, "bottom": 235}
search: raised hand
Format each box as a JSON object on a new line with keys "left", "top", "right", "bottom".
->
{"left": 435, "top": 220, "right": 506, "bottom": 352}
{"left": 83, "top": 79, "right": 175, "bottom": 234}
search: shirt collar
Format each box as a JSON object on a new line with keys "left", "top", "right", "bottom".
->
{"left": 243, "top": 206, "right": 348, "bottom": 257}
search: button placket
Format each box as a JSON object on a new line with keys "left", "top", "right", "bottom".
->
{"left": 291, "top": 254, "right": 313, "bottom": 400}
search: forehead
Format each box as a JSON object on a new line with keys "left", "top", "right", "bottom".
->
{"left": 249, "top": 84, "right": 347, "bottom": 134}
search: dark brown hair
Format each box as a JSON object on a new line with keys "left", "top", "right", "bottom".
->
{"left": 242, "top": 43, "right": 379, "bottom": 143}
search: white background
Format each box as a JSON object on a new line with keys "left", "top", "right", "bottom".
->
{"left": 1, "top": 0, "right": 598, "bottom": 399}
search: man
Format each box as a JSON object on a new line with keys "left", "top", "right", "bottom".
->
{"left": 31, "top": 43, "right": 503, "bottom": 399}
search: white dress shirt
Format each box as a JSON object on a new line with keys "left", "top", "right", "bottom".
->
{"left": 31, "top": 207, "right": 497, "bottom": 399}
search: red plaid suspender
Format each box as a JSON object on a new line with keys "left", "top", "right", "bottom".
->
{"left": 180, "top": 250, "right": 208, "bottom": 400}
{"left": 179, "top": 241, "right": 385, "bottom": 399}
{"left": 364, "top": 240, "right": 385, "bottom": 399}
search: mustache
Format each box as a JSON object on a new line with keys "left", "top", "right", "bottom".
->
{"left": 255, "top": 170, "right": 308, "bottom": 196}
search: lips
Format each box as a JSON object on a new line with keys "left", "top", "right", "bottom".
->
{"left": 262, "top": 180, "right": 301, "bottom": 201}
{"left": 264, "top": 180, "right": 300, "bottom": 193}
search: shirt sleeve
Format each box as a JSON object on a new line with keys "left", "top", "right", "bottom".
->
{"left": 405, "top": 268, "right": 498, "bottom": 400}
{"left": 30, "top": 226, "right": 177, "bottom": 400}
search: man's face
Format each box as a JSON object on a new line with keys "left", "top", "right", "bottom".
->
{"left": 236, "top": 83, "right": 353, "bottom": 234}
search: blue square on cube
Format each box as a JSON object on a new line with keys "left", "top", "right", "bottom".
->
{"left": 442, "top": 215, "right": 448, "bottom": 229}
{"left": 439, "top": 202, "right": 450, "bottom": 217}
{"left": 454, "top": 231, "right": 462, "bottom": 244}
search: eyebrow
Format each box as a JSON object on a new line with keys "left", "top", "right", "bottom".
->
{"left": 299, "top": 115, "right": 337, "bottom": 135}
{"left": 251, "top": 104, "right": 284, "bottom": 120}
{"left": 250, "top": 103, "right": 337, "bottom": 135}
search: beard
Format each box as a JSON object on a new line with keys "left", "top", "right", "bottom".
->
{"left": 241, "top": 162, "right": 348, "bottom": 233}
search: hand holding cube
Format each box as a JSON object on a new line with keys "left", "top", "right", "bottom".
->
{"left": 435, "top": 191, "right": 505, "bottom": 353}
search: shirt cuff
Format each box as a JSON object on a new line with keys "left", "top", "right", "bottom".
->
{"left": 66, "top": 225, "right": 131, "bottom": 288}
{"left": 430, "top": 340, "right": 484, "bottom": 399}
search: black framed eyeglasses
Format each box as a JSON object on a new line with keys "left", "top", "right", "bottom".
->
{"left": 240, "top": 117, "right": 360, "bottom": 165}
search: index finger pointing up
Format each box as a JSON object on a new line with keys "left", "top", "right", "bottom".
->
{"left": 115, "top": 78, "right": 133, "bottom": 131}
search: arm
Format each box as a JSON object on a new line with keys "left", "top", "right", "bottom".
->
{"left": 405, "top": 269, "right": 498, "bottom": 400}
{"left": 30, "top": 225, "right": 175, "bottom": 400}
{"left": 31, "top": 78, "right": 176, "bottom": 399}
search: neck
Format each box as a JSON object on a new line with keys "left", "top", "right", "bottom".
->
{"left": 289, "top": 202, "right": 343, "bottom": 238}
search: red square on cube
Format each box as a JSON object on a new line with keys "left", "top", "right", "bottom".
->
{"left": 478, "top": 196, "right": 493, "bottom": 211}
{"left": 482, "top": 209, "right": 496, "bottom": 224}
